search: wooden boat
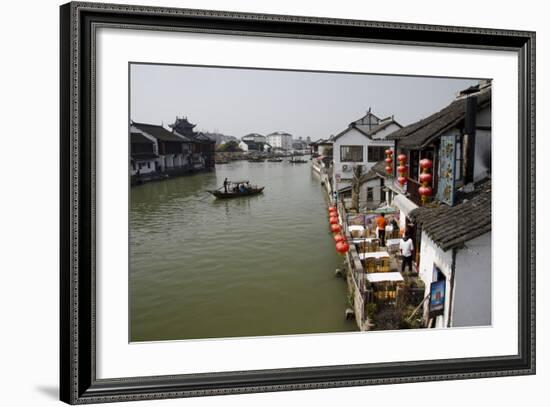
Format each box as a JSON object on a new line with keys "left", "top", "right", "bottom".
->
{"left": 208, "top": 180, "right": 265, "bottom": 199}
{"left": 267, "top": 158, "right": 283, "bottom": 162}
{"left": 247, "top": 158, "right": 264, "bottom": 162}
{"left": 289, "top": 158, "right": 308, "bottom": 163}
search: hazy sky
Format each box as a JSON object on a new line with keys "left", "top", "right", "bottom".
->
{"left": 130, "top": 64, "right": 479, "bottom": 140}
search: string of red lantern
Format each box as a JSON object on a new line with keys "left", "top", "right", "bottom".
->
{"left": 327, "top": 205, "right": 349, "bottom": 254}
{"left": 418, "top": 158, "right": 433, "bottom": 204}
{"left": 397, "top": 153, "right": 408, "bottom": 185}
{"left": 384, "top": 148, "right": 393, "bottom": 175}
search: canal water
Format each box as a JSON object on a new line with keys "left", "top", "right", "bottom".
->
{"left": 130, "top": 160, "right": 357, "bottom": 341}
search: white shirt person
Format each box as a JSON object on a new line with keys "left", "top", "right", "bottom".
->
{"left": 399, "top": 235, "right": 414, "bottom": 273}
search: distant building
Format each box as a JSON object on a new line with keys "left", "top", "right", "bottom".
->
{"left": 292, "top": 137, "right": 308, "bottom": 152}
{"left": 202, "top": 132, "right": 237, "bottom": 145}
{"left": 130, "top": 131, "right": 159, "bottom": 176}
{"left": 239, "top": 133, "right": 271, "bottom": 152}
{"left": 266, "top": 131, "right": 293, "bottom": 150}
{"left": 131, "top": 121, "right": 192, "bottom": 173}
{"left": 170, "top": 116, "right": 216, "bottom": 169}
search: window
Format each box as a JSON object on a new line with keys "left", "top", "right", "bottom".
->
{"left": 367, "top": 146, "right": 386, "bottom": 162}
{"left": 340, "top": 145, "right": 363, "bottom": 162}
{"left": 409, "top": 150, "right": 419, "bottom": 181}
{"left": 367, "top": 187, "right": 374, "bottom": 201}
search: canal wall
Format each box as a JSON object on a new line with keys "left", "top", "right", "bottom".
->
{"left": 317, "top": 165, "right": 368, "bottom": 331}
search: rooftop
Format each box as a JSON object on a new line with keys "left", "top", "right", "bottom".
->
{"left": 333, "top": 111, "right": 401, "bottom": 141}
{"left": 131, "top": 132, "right": 154, "bottom": 144}
{"left": 132, "top": 122, "right": 189, "bottom": 143}
{"left": 363, "top": 161, "right": 387, "bottom": 182}
{"left": 409, "top": 179, "right": 491, "bottom": 251}
{"left": 386, "top": 85, "right": 491, "bottom": 149}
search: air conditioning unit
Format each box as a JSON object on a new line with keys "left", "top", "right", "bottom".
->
{"left": 342, "top": 165, "right": 351, "bottom": 172}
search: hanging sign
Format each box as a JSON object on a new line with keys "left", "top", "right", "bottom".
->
{"left": 429, "top": 280, "right": 446, "bottom": 318}
{"left": 437, "top": 133, "right": 457, "bottom": 205}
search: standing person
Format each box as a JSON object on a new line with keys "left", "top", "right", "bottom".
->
{"left": 390, "top": 218, "right": 399, "bottom": 238}
{"left": 376, "top": 214, "right": 386, "bottom": 247}
{"left": 400, "top": 234, "right": 414, "bottom": 274}
{"left": 223, "top": 177, "right": 228, "bottom": 193}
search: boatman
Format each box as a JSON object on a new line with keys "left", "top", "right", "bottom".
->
{"left": 223, "top": 177, "right": 228, "bottom": 193}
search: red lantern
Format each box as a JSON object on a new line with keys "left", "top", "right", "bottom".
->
{"left": 384, "top": 157, "right": 392, "bottom": 164}
{"left": 385, "top": 149, "right": 393, "bottom": 155}
{"left": 328, "top": 209, "right": 337, "bottom": 216}
{"left": 397, "top": 154, "right": 407, "bottom": 162}
{"left": 330, "top": 224, "right": 341, "bottom": 233}
{"left": 328, "top": 206, "right": 336, "bottom": 212}
{"left": 398, "top": 176, "right": 407, "bottom": 185}
{"left": 419, "top": 173, "right": 433, "bottom": 183}
{"left": 418, "top": 186, "right": 433, "bottom": 197}
{"left": 336, "top": 241, "right": 350, "bottom": 254}
{"left": 420, "top": 158, "right": 433, "bottom": 169}
{"left": 385, "top": 166, "right": 392, "bottom": 174}
{"left": 397, "top": 165, "right": 407, "bottom": 174}
{"left": 334, "top": 234, "right": 346, "bottom": 243}
{"left": 418, "top": 157, "right": 433, "bottom": 205}
{"left": 329, "top": 216, "right": 338, "bottom": 225}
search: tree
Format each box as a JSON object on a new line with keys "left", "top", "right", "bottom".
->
{"left": 351, "top": 165, "right": 362, "bottom": 212}
{"left": 217, "top": 140, "right": 242, "bottom": 152}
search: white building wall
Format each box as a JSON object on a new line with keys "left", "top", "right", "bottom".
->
{"left": 332, "top": 126, "right": 397, "bottom": 191}
{"left": 266, "top": 134, "right": 292, "bottom": 150}
{"left": 363, "top": 178, "right": 385, "bottom": 208}
{"left": 418, "top": 231, "right": 454, "bottom": 328}
{"left": 239, "top": 141, "right": 249, "bottom": 152}
{"left": 451, "top": 232, "right": 492, "bottom": 327}
{"left": 131, "top": 159, "right": 156, "bottom": 176}
{"left": 419, "top": 230, "right": 491, "bottom": 328}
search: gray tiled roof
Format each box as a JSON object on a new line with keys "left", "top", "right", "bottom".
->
{"left": 334, "top": 119, "right": 401, "bottom": 141}
{"left": 131, "top": 132, "right": 154, "bottom": 144}
{"left": 386, "top": 88, "right": 491, "bottom": 149}
{"left": 132, "top": 122, "right": 188, "bottom": 143}
{"left": 409, "top": 179, "right": 491, "bottom": 251}
{"left": 363, "top": 161, "right": 387, "bottom": 181}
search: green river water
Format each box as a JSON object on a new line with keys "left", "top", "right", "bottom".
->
{"left": 130, "top": 160, "right": 357, "bottom": 341}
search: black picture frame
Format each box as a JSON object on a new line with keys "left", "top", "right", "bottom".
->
{"left": 60, "top": 2, "right": 536, "bottom": 404}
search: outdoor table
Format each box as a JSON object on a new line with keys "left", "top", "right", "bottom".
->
{"left": 386, "top": 238, "right": 401, "bottom": 246}
{"left": 359, "top": 251, "right": 390, "bottom": 260}
{"left": 365, "top": 271, "right": 404, "bottom": 283}
{"left": 351, "top": 237, "right": 376, "bottom": 245}
{"left": 348, "top": 225, "right": 365, "bottom": 232}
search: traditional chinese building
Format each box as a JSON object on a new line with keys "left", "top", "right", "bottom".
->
{"left": 130, "top": 131, "right": 158, "bottom": 176}
{"left": 382, "top": 80, "right": 492, "bottom": 328}
{"left": 170, "top": 116, "right": 216, "bottom": 169}
{"left": 331, "top": 109, "right": 402, "bottom": 200}
{"left": 131, "top": 121, "right": 192, "bottom": 173}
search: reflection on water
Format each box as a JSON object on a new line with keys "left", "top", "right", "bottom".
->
{"left": 130, "top": 161, "right": 356, "bottom": 341}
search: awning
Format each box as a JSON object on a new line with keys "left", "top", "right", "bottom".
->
{"left": 393, "top": 194, "right": 418, "bottom": 216}
{"left": 369, "top": 205, "right": 398, "bottom": 214}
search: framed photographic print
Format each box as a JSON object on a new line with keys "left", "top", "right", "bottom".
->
{"left": 60, "top": 1, "right": 536, "bottom": 404}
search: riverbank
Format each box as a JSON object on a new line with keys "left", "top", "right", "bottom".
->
{"left": 317, "top": 167, "right": 425, "bottom": 332}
